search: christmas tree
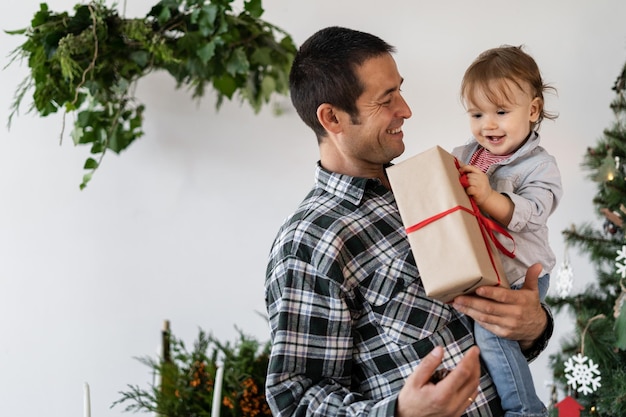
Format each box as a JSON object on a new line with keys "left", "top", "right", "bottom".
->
{"left": 547, "top": 62, "right": 626, "bottom": 416}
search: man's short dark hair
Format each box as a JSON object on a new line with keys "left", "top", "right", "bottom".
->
{"left": 289, "top": 26, "right": 396, "bottom": 140}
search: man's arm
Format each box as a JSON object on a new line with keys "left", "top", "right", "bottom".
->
{"left": 265, "top": 258, "right": 381, "bottom": 417}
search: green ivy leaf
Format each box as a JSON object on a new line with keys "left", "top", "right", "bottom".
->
{"left": 225, "top": 47, "right": 249, "bottom": 76}
{"left": 84, "top": 158, "right": 99, "bottom": 169}
{"left": 76, "top": 110, "right": 94, "bottom": 129}
{"left": 198, "top": 4, "right": 219, "bottom": 36}
{"left": 107, "top": 127, "right": 124, "bottom": 154}
{"left": 71, "top": 125, "right": 84, "bottom": 146}
{"left": 90, "top": 142, "right": 104, "bottom": 154}
{"left": 244, "top": 0, "right": 264, "bottom": 18}
{"left": 260, "top": 75, "right": 276, "bottom": 101}
{"left": 212, "top": 73, "right": 237, "bottom": 98}
{"left": 196, "top": 41, "right": 216, "bottom": 64}
{"left": 129, "top": 106, "right": 145, "bottom": 131}
{"left": 130, "top": 51, "right": 150, "bottom": 68}
{"left": 157, "top": 6, "right": 172, "bottom": 26}
{"left": 250, "top": 47, "right": 272, "bottom": 66}
{"left": 80, "top": 172, "right": 92, "bottom": 190}
{"left": 77, "top": 129, "right": 96, "bottom": 145}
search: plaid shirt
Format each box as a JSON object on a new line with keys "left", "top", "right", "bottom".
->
{"left": 265, "top": 163, "right": 551, "bottom": 417}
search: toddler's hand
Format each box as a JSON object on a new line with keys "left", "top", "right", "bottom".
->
{"left": 458, "top": 164, "right": 494, "bottom": 206}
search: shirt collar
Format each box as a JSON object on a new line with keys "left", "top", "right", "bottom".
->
{"left": 472, "top": 130, "right": 540, "bottom": 164}
{"left": 315, "top": 162, "right": 386, "bottom": 206}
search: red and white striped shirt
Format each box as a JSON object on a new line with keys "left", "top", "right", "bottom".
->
{"left": 469, "top": 147, "right": 512, "bottom": 172}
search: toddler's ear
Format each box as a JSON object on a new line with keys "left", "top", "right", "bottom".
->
{"left": 529, "top": 97, "right": 542, "bottom": 122}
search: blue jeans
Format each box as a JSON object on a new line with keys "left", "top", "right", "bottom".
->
{"left": 474, "top": 274, "right": 550, "bottom": 417}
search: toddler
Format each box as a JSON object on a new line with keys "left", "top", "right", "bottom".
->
{"left": 452, "top": 45, "right": 562, "bottom": 417}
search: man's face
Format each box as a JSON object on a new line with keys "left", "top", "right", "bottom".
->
{"left": 336, "top": 53, "right": 412, "bottom": 169}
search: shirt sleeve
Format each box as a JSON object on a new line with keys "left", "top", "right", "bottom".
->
{"left": 265, "top": 256, "right": 396, "bottom": 417}
{"left": 521, "top": 302, "right": 554, "bottom": 363}
{"left": 505, "top": 157, "right": 562, "bottom": 233}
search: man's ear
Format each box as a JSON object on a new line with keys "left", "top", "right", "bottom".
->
{"left": 317, "top": 103, "right": 342, "bottom": 134}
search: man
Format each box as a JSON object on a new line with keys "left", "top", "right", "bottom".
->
{"left": 265, "top": 26, "right": 552, "bottom": 417}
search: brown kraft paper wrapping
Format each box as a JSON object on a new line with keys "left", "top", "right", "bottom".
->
{"left": 386, "top": 145, "right": 511, "bottom": 303}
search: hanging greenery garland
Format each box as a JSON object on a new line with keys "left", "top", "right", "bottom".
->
{"left": 6, "top": 0, "right": 297, "bottom": 188}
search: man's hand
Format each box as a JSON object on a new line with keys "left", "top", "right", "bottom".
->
{"left": 451, "top": 263, "right": 546, "bottom": 350}
{"left": 396, "top": 346, "right": 480, "bottom": 417}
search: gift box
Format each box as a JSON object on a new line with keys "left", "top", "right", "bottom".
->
{"left": 386, "top": 145, "right": 512, "bottom": 303}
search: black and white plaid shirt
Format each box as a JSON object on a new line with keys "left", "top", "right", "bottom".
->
{"left": 265, "top": 162, "right": 551, "bottom": 417}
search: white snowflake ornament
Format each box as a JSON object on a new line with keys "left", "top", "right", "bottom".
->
{"left": 563, "top": 353, "right": 602, "bottom": 395}
{"left": 555, "top": 257, "right": 574, "bottom": 298}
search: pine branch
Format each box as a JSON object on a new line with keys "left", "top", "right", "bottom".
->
{"left": 550, "top": 58, "right": 626, "bottom": 411}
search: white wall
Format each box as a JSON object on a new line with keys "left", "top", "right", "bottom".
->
{"left": 1, "top": 1, "right": 625, "bottom": 416}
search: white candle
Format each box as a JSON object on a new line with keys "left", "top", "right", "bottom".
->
{"left": 84, "top": 382, "right": 91, "bottom": 417}
{"left": 211, "top": 364, "right": 225, "bottom": 417}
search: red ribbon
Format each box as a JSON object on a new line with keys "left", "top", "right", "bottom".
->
{"left": 405, "top": 159, "right": 515, "bottom": 286}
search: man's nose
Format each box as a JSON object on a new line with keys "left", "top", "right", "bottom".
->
{"left": 397, "top": 95, "right": 412, "bottom": 119}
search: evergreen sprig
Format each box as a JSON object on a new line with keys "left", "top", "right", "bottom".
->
{"left": 112, "top": 327, "right": 272, "bottom": 417}
{"left": 6, "top": 0, "right": 296, "bottom": 189}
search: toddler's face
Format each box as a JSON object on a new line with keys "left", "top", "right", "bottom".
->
{"left": 465, "top": 79, "right": 540, "bottom": 156}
